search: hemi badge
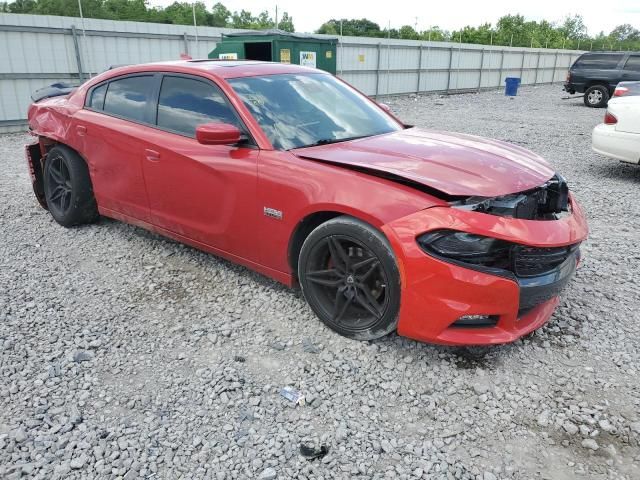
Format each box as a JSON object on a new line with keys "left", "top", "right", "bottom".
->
{"left": 264, "top": 207, "right": 283, "bottom": 220}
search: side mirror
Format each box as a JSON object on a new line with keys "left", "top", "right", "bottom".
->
{"left": 196, "top": 123, "right": 242, "bottom": 145}
{"left": 377, "top": 102, "right": 392, "bottom": 113}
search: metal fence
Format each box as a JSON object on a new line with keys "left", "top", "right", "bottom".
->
{"left": 335, "top": 37, "right": 580, "bottom": 97}
{"left": 0, "top": 13, "right": 583, "bottom": 133}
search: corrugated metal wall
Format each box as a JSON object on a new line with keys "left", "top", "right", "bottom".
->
{"left": 0, "top": 13, "right": 582, "bottom": 133}
{"left": 335, "top": 36, "right": 580, "bottom": 96}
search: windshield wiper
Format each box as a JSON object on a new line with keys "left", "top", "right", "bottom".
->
{"left": 303, "top": 135, "right": 370, "bottom": 148}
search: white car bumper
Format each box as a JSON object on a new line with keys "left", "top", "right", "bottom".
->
{"left": 592, "top": 124, "right": 640, "bottom": 164}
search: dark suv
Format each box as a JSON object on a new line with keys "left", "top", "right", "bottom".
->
{"left": 564, "top": 51, "right": 640, "bottom": 107}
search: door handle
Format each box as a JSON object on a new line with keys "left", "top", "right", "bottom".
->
{"left": 144, "top": 149, "right": 160, "bottom": 162}
{"left": 76, "top": 125, "right": 87, "bottom": 136}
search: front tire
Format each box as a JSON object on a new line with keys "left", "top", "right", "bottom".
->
{"left": 583, "top": 85, "right": 609, "bottom": 108}
{"left": 298, "top": 216, "right": 400, "bottom": 341}
{"left": 43, "top": 145, "right": 98, "bottom": 227}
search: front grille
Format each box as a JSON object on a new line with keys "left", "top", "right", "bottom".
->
{"left": 514, "top": 244, "right": 579, "bottom": 277}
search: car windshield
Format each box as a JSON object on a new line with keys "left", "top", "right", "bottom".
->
{"left": 228, "top": 73, "right": 402, "bottom": 150}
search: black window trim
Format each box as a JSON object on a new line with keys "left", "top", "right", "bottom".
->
{"left": 574, "top": 52, "right": 627, "bottom": 70}
{"left": 152, "top": 72, "right": 256, "bottom": 146}
{"left": 84, "top": 72, "right": 161, "bottom": 127}
{"left": 623, "top": 54, "right": 640, "bottom": 71}
{"left": 83, "top": 71, "right": 256, "bottom": 147}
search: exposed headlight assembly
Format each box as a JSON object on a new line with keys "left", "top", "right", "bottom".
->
{"left": 418, "top": 230, "right": 580, "bottom": 279}
{"left": 417, "top": 230, "right": 512, "bottom": 274}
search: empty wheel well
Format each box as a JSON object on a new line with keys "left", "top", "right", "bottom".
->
{"left": 585, "top": 81, "right": 611, "bottom": 92}
{"left": 288, "top": 211, "right": 344, "bottom": 277}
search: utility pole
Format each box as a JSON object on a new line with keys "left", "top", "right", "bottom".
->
{"left": 340, "top": 20, "right": 343, "bottom": 76}
{"left": 275, "top": 5, "right": 278, "bottom": 29}
{"left": 192, "top": 3, "right": 199, "bottom": 56}
{"left": 77, "top": 0, "right": 90, "bottom": 77}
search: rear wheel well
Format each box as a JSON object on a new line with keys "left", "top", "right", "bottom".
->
{"left": 288, "top": 211, "right": 344, "bottom": 277}
{"left": 31, "top": 138, "right": 92, "bottom": 207}
{"left": 584, "top": 81, "right": 611, "bottom": 94}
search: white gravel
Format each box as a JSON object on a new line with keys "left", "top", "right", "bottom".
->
{"left": 1, "top": 84, "right": 639, "bottom": 479}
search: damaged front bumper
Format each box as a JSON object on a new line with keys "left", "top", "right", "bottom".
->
{"left": 382, "top": 194, "right": 588, "bottom": 346}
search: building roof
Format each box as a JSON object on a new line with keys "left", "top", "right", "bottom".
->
{"left": 223, "top": 29, "right": 337, "bottom": 42}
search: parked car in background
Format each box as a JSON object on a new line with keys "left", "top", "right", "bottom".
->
{"left": 613, "top": 81, "right": 640, "bottom": 98}
{"left": 564, "top": 51, "right": 640, "bottom": 107}
{"left": 592, "top": 96, "right": 640, "bottom": 164}
{"left": 26, "top": 60, "right": 588, "bottom": 346}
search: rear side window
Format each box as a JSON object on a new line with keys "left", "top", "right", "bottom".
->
{"left": 573, "top": 54, "right": 624, "bottom": 69}
{"left": 88, "top": 83, "right": 107, "bottom": 110}
{"left": 103, "top": 76, "right": 153, "bottom": 123}
{"left": 156, "top": 76, "right": 239, "bottom": 136}
{"left": 623, "top": 55, "right": 640, "bottom": 71}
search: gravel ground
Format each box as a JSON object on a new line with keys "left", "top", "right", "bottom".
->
{"left": 1, "top": 83, "right": 640, "bottom": 480}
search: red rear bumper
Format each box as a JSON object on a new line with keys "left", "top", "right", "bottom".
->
{"left": 382, "top": 195, "right": 589, "bottom": 346}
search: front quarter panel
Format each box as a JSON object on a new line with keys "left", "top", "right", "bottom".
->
{"left": 256, "top": 150, "right": 446, "bottom": 275}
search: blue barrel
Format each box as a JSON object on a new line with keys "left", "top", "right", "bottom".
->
{"left": 505, "top": 77, "right": 521, "bottom": 96}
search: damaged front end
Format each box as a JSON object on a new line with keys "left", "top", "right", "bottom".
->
{"left": 450, "top": 174, "right": 570, "bottom": 220}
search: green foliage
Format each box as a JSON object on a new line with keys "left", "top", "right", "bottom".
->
{"left": 399, "top": 25, "right": 419, "bottom": 40}
{"left": 3, "top": 3, "right": 640, "bottom": 51}
{"left": 278, "top": 12, "right": 294, "bottom": 33}
{"left": 2, "top": 0, "right": 294, "bottom": 31}
{"left": 317, "top": 14, "right": 640, "bottom": 51}
{"left": 316, "top": 18, "right": 382, "bottom": 37}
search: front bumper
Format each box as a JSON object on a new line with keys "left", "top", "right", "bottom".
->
{"left": 382, "top": 194, "right": 588, "bottom": 346}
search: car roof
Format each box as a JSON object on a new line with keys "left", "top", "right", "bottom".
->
{"left": 110, "top": 60, "right": 323, "bottom": 80}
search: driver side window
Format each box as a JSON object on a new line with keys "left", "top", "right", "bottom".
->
{"left": 156, "top": 76, "right": 241, "bottom": 137}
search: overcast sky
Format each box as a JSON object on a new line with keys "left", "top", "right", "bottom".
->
{"left": 148, "top": 0, "right": 639, "bottom": 35}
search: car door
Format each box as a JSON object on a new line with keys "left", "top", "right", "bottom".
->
{"left": 74, "top": 74, "right": 158, "bottom": 222}
{"left": 140, "top": 73, "right": 259, "bottom": 261}
{"left": 621, "top": 54, "right": 640, "bottom": 83}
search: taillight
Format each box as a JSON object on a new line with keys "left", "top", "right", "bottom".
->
{"left": 566, "top": 71, "right": 571, "bottom": 82}
{"left": 613, "top": 86, "right": 629, "bottom": 97}
{"left": 604, "top": 111, "right": 617, "bottom": 125}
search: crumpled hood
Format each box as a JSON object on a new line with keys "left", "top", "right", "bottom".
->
{"left": 292, "top": 128, "right": 555, "bottom": 197}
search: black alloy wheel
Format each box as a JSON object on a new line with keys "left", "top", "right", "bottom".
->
{"left": 45, "top": 153, "right": 73, "bottom": 217}
{"left": 299, "top": 217, "right": 400, "bottom": 340}
{"left": 43, "top": 145, "right": 98, "bottom": 227}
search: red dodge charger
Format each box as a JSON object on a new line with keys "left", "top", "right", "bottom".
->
{"left": 26, "top": 60, "right": 588, "bottom": 345}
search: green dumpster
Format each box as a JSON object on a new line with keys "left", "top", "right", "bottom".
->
{"left": 209, "top": 29, "right": 337, "bottom": 74}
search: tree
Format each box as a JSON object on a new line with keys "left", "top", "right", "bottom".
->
{"left": 399, "top": 25, "right": 419, "bottom": 40}
{"left": 209, "top": 2, "right": 230, "bottom": 27}
{"left": 608, "top": 24, "right": 640, "bottom": 42}
{"left": 559, "top": 15, "right": 587, "bottom": 40}
{"left": 3, "top": 2, "right": 639, "bottom": 51}
{"left": 160, "top": 1, "right": 208, "bottom": 26}
{"left": 317, "top": 18, "right": 382, "bottom": 37}
{"left": 231, "top": 9, "right": 253, "bottom": 29}
{"left": 278, "top": 12, "right": 294, "bottom": 32}
{"left": 253, "top": 10, "right": 273, "bottom": 29}
{"left": 103, "top": 0, "right": 148, "bottom": 22}
{"left": 4, "top": 0, "right": 36, "bottom": 12}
